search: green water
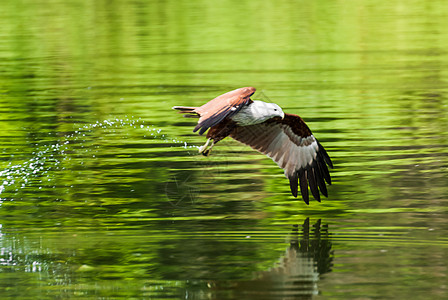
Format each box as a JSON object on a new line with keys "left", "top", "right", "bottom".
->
{"left": 1, "top": 0, "right": 448, "bottom": 299}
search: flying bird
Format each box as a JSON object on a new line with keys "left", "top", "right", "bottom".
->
{"left": 172, "top": 87, "right": 333, "bottom": 204}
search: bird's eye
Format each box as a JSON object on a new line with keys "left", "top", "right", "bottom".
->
{"left": 274, "top": 109, "right": 277, "bottom": 111}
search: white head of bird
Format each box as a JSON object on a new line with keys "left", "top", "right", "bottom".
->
{"left": 232, "top": 100, "right": 285, "bottom": 126}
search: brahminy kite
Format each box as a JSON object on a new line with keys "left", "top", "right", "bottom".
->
{"left": 172, "top": 87, "right": 333, "bottom": 204}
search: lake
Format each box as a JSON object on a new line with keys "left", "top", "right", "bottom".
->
{"left": 0, "top": 0, "right": 447, "bottom": 299}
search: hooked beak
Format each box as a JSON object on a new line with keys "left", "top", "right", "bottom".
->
{"left": 281, "top": 111, "right": 285, "bottom": 119}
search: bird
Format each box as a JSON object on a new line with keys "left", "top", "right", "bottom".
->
{"left": 172, "top": 87, "right": 333, "bottom": 204}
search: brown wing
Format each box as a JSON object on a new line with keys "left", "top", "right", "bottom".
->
{"left": 230, "top": 113, "right": 333, "bottom": 204}
{"left": 193, "top": 87, "right": 255, "bottom": 135}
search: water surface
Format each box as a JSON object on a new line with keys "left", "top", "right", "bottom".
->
{"left": 0, "top": 0, "right": 447, "bottom": 299}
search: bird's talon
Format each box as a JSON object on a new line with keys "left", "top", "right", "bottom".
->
{"left": 198, "top": 138, "right": 211, "bottom": 154}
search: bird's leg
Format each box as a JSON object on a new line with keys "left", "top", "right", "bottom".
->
{"left": 202, "top": 140, "right": 215, "bottom": 156}
{"left": 198, "top": 138, "right": 211, "bottom": 155}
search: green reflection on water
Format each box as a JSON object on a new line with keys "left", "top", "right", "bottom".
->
{"left": 1, "top": 0, "right": 448, "bottom": 299}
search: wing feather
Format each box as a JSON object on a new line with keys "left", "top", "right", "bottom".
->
{"left": 289, "top": 172, "right": 299, "bottom": 198}
{"left": 308, "top": 166, "right": 320, "bottom": 202}
{"left": 193, "top": 87, "right": 255, "bottom": 135}
{"left": 314, "top": 161, "right": 328, "bottom": 197}
{"left": 230, "top": 113, "right": 333, "bottom": 204}
{"left": 298, "top": 169, "right": 309, "bottom": 204}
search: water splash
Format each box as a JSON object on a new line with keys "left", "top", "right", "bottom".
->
{"left": 0, "top": 117, "right": 197, "bottom": 200}
{"left": 0, "top": 143, "right": 64, "bottom": 195}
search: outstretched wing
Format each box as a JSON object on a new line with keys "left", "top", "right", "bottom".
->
{"left": 194, "top": 87, "right": 255, "bottom": 135}
{"left": 230, "top": 113, "right": 333, "bottom": 204}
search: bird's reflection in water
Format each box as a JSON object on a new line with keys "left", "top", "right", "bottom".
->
{"left": 212, "top": 218, "right": 333, "bottom": 299}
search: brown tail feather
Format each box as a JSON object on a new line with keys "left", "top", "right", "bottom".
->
{"left": 172, "top": 106, "right": 199, "bottom": 117}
